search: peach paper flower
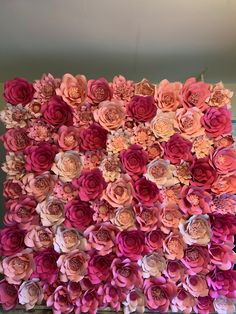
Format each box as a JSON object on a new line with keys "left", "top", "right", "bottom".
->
{"left": 208, "top": 82, "right": 233, "bottom": 108}
{"left": 155, "top": 79, "right": 182, "bottom": 112}
{"left": 150, "top": 110, "right": 176, "bottom": 141}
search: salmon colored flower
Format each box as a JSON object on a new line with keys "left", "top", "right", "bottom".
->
{"left": 135, "top": 79, "right": 155, "bottom": 97}
{"left": 151, "top": 110, "right": 176, "bottom": 141}
{"left": 163, "top": 232, "right": 186, "bottom": 260}
{"left": 155, "top": 79, "right": 182, "bottom": 112}
{"left": 208, "top": 82, "right": 233, "bottom": 108}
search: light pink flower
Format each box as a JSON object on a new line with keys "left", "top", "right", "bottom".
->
{"left": 54, "top": 125, "right": 80, "bottom": 151}
{"left": 210, "top": 147, "right": 236, "bottom": 175}
{"left": 53, "top": 180, "right": 78, "bottom": 203}
{"left": 35, "top": 197, "right": 65, "bottom": 227}
{"left": 213, "top": 296, "right": 235, "bottom": 314}
{"left": 47, "top": 285, "right": 74, "bottom": 314}
{"left": 27, "top": 120, "right": 53, "bottom": 142}
{"left": 24, "top": 226, "right": 54, "bottom": 251}
{"left": 112, "top": 75, "right": 134, "bottom": 102}
{"left": 138, "top": 252, "right": 166, "bottom": 278}
{"left": 135, "top": 205, "right": 160, "bottom": 232}
{"left": 123, "top": 289, "right": 145, "bottom": 314}
{"left": 181, "top": 246, "right": 210, "bottom": 275}
{"left": 183, "top": 274, "right": 209, "bottom": 297}
{"left": 34, "top": 73, "right": 60, "bottom": 103}
{"left": 171, "top": 286, "right": 196, "bottom": 314}
{"left": 18, "top": 279, "right": 43, "bottom": 310}
{"left": 163, "top": 232, "right": 186, "bottom": 260}
{"left": 0, "top": 280, "right": 18, "bottom": 311}
{"left": 208, "top": 82, "right": 233, "bottom": 108}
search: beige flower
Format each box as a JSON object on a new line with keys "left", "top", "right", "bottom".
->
{"left": 2, "top": 152, "right": 25, "bottom": 180}
{"left": 183, "top": 274, "right": 209, "bottom": 297}
{"left": 111, "top": 207, "right": 136, "bottom": 230}
{"left": 176, "top": 161, "right": 191, "bottom": 185}
{"left": 51, "top": 151, "right": 83, "bottom": 182}
{"left": 0, "top": 104, "right": 31, "bottom": 128}
{"left": 208, "top": 82, "right": 233, "bottom": 108}
{"left": 163, "top": 232, "right": 186, "bottom": 260}
{"left": 36, "top": 197, "right": 65, "bottom": 227}
{"left": 135, "top": 78, "right": 156, "bottom": 97}
{"left": 130, "top": 123, "right": 155, "bottom": 149}
{"left": 99, "top": 154, "right": 121, "bottom": 182}
{"left": 123, "top": 289, "right": 145, "bottom": 314}
{"left": 138, "top": 252, "right": 166, "bottom": 278}
{"left": 192, "top": 135, "right": 214, "bottom": 158}
{"left": 151, "top": 110, "right": 176, "bottom": 141}
{"left": 107, "top": 129, "right": 131, "bottom": 154}
{"left": 18, "top": 279, "right": 43, "bottom": 310}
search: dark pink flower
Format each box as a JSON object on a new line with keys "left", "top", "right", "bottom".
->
{"left": 64, "top": 199, "right": 94, "bottom": 231}
{"left": 193, "top": 296, "right": 214, "bottom": 314}
{"left": 120, "top": 145, "right": 148, "bottom": 177}
{"left": 97, "top": 283, "right": 126, "bottom": 312}
{"left": 88, "top": 254, "right": 113, "bottom": 284}
{"left": 79, "top": 123, "right": 108, "bottom": 151}
{"left": 25, "top": 142, "right": 58, "bottom": 174}
{"left": 210, "top": 214, "right": 236, "bottom": 244}
{"left": 3, "top": 179, "right": 23, "bottom": 199}
{"left": 180, "top": 77, "right": 210, "bottom": 111}
{"left": 163, "top": 260, "right": 184, "bottom": 282}
{"left": 47, "top": 285, "right": 74, "bottom": 313}
{"left": 116, "top": 230, "right": 145, "bottom": 260}
{"left": 3, "top": 77, "right": 35, "bottom": 106}
{"left": 0, "top": 280, "right": 18, "bottom": 311}
{"left": 210, "top": 146, "right": 236, "bottom": 175}
{"left": 208, "top": 243, "right": 236, "bottom": 270}
{"left": 181, "top": 246, "right": 210, "bottom": 275}
{"left": 1, "top": 128, "right": 31, "bottom": 152}
{"left": 207, "top": 268, "right": 236, "bottom": 299}
{"left": 41, "top": 95, "right": 73, "bottom": 128}
{"left": 190, "top": 157, "right": 217, "bottom": 189}
{"left": 144, "top": 229, "right": 163, "bottom": 253}
{"left": 163, "top": 133, "right": 192, "bottom": 165}
{"left": 76, "top": 288, "right": 101, "bottom": 314}
{"left": 201, "top": 106, "right": 232, "bottom": 138}
{"left": 87, "top": 77, "right": 112, "bottom": 104}
{"left": 133, "top": 177, "right": 160, "bottom": 206}
{"left": 67, "top": 282, "right": 82, "bottom": 305}
{"left": 73, "top": 168, "right": 107, "bottom": 201}
{"left": 127, "top": 95, "right": 157, "bottom": 122}
{"left": 135, "top": 205, "right": 160, "bottom": 232}
{"left": 0, "top": 227, "right": 25, "bottom": 256}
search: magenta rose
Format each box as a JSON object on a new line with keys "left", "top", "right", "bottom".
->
{"left": 144, "top": 229, "right": 163, "bottom": 253}
{"left": 207, "top": 268, "right": 236, "bottom": 299}
{"left": 133, "top": 177, "right": 160, "bottom": 206}
{"left": 120, "top": 145, "right": 148, "bottom": 177}
{"left": 41, "top": 95, "right": 73, "bottom": 128}
{"left": 79, "top": 123, "right": 108, "bottom": 151}
{"left": 87, "top": 77, "right": 113, "bottom": 104}
{"left": 116, "top": 230, "right": 145, "bottom": 260}
{"left": 25, "top": 142, "right": 58, "bottom": 174}
{"left": 33, "top": 249, "right": 59, "bottom": 284}
{"left": 73, "top": 168, "right": 107, "bottom": 201}
{"left": 163, "top": 133, "right": 192, "bottom": 164}
{"left": 201, "top": 106, "right": 232, "bottom": 138}
{"left": 0, "top": 227, "right": 26, "bottom": 256}
{"left": 0, "top": 280, "right": 18, "bottom": 311}
{"left": 3, "top": 179, "right": 23, "bottom": 199}
{"left": 1, "top": 128, "right": 31, "bottom": 152}
{"left": 190, "top": 157, "right": 217, "bottom": 189}
{"left": 88, "top": 254, "right": 113, "bottom": 284}
{"left": 127, "top": 95, "right": 157, "bottom": 122}
{"left": 180, "top": 77, "right": 210, "bottom": 111}
{"left": 3, "top": 77, "right": 35, "bottom": 106}
{"left": 64, "top": 199, "right": 94, "bottom": 231}
{"left": 210, "top": 214, "right": 236, "bottom": 244}
{"left": 193, "top": 296, "right": 214, "bottom": 314}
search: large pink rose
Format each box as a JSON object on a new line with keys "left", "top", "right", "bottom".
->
{"left": 76, "top": 288, "right": 101, "bottom": 314}
{"left": 210, "top": 147, "right": 236, "bottom": 175}
{"left": 3, "top": 77, "right": 35, "bottom": 106}
{"left": 1, "top": 128, "right": 31, "bottom": 152}
{"left": 127, "top": 95, "right": 157, "bottom": 122}
{"left": 0, "top": 280, "right": 18, "bottom": 311}
{"left": 97, "top": 283, "right": 126, "bottom": 312}
{"left": 41, "top": 95, "right": 73, "bottom": 128}
{"left": 73, "top": 168, "right": 106, "bottom": 201}
{"left": 64, "top": 199, "right": 94, "bottom": 231}
{"left": 190, "top": 157, "right": 217, "bottom": 189}
{"left": 171, "top": 287, "right": 195, "bottom": 314}
{"left": 79, "top": 123, "right": 108, "bottom": 151}
{"left": 133, "top": 177, "right": 160, "bottom": 206}
{"left": 87, "top": 77, "right": 113, "bottom": 104}
{"left": 116, "top": 230, "right": 145, "bottom": 260}
{"left": 208, "top": 243, "right": 236, "bottom": 270}
{"left": 163, "top": 133, "right": 192, "bottom": 165}
{"left": 201, "top": 106, "right": 232, "bottom": 138}
{"left": 120, "top": 145, "right": 148, "bottom": 177}
{"left": 3, "top": 179, "right": 24, "bottom": 199}
{"left": 24, "top": 226, "right": 54, "bottom": 251}
{"left": 181, "top": 246, "right": 210, "bottom": 275}
{"left": 144, "top": 277, "right": 177, "bottom": 312}
{"left": 135, "top": 205, "right": 160, "bottom": 232}
{"left": 88, "top": 254, "right": 113, "bottom": 284}
{"left": 164, "top": 260, "right": 184, "bottom": 282}
{"left": 180, "top": 77, "right": 210, "bottom": 111}
{"left": 25, "top": 142, "right": 58, "bottom": 174}
{"left": 54, "top": 125, "right": 80, "bottom": 151}
{"left": 144, "top": 229, "right": 163, "bottom": 253}
{"left": 207, "top": 268, "right": 236, "bottom": 299}
{"left": 0, "top": 227, "right": 25, "bottom": 256}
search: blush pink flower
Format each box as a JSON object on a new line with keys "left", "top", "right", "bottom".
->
{"left": 1, "top": 128, "right": 31, "bottom": 152}
{"left": 27, "top": 120, "right": 53, "bottom": 142}
{"left": 127, "top": 95, "right": 157, "bottom": 122}
{"left": 76, "top": 288, "right": 100, "bottom": 314}
{"left": 54, "top": 125, "right": 80, "bottom": 151}
{"left": 138, "top": 252, "right": 166, "bottom": 278}
{"left": 144, "top": 229, "right": 164, "bottom": 253}
{"left": 112, "top": 75, "right": 134, "bottom": 102}
{"left": 212, "top": 173, "right": 236, "bottom": 195}
{"left": 163, "top": 232, "right": 186, "bottom": 260}
{"left": 123, "top": 289, "right": 145, "bottom": 314}
{"left": 56, "top": 73, "right": 87, "bottom": 107}
{"left": 3, "top": 179, "right": 24, "bottom": 199}
{"left": 88, "top": 254, "right": 113, "bottom": 284}
{"left": 212, "top": 194, "right": 236, "bottom": 215}
{"left": 0, "top": 227, "right": 26, "bottom": 257}
{"left": 180, "top": 77, "right": 210, "bottom": 112}
{"left": 53, "top": 180, "right": 78, "bottom": 203}
{"left": 34, "top": 73, "right": 61, "bottom": 103}
{"left": 210, "top": 214, "right": 236, "bottom": 245}
{"left": 210, "top": 147, "right": 236, "bottom": 175}
{"left": 164, "top": 260, "right": 184, "bottom": 282}
{"left": 171, "top": 287, "right": 196, "bottom": 314}
{"left": 159, "top": 206, "right": 183, "bottom": 234}
{"left": 18, "top": 279, "right": 43, "bottom": 310}
{"left": 181, "top": 246, "right": 209, "bottom": 275}
{"left": 208, "top": 243, "right": 236, "bottom": 270}
{"left": 47, "top": 285, "right": 74, "bottom": 314}
{"left": 87, "top": 77, "right": 112, "bottom": 104}
{"left": 116, "top": 230, "right": 144, "bottom": 260}
{"left": 0, "top": 279, "right": 18, "bottom": 311}
{"left": 97, "top": 284, "right": 126, "bottom": 312}
{"left": 209, "top": 82, "right": 233, "bottom": 108}
{"left": 36, "top": 197, "right": 65, "bottom": 227}
{"left": 207, "top": 268, "right": 236, "bottom": 299}
{"left": 111, "top": 257, "right": 142, "bottom": 290}
{"left": 183, "top": 274, "right": 209, "bottom": 297}
{"left": 24, "top": 226, "right": 54, "bottom": 251}
{"left": 155, "top": 79, "right": 182, "bottom": 112}
{"left": 135, "top": 205, "right": 160, "bottom": 232}
{"left": 193, "top": 296, "right": 214, "bottom": 314}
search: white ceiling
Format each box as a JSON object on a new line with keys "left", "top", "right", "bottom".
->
{"left": 0, "top": 0, "right": 236, "bottom": 82}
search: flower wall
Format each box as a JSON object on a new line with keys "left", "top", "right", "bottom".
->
{"left": 0, "top": 74, "right": 236, "bottom": 314}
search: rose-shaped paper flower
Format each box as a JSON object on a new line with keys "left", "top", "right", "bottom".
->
{"left": 139, "top": 252, "right": 166, "bottom": 278}
{"left": 41, "top": 95, "right": 73, "bottom": 128}
{"left": 209, "top": 81, "right": 233, "bottom": 108}
{"left": 97, "top": 284, "right": 126, "bottom": 312}
{"left": 73, "top": 168, "right": 106, "bottom": 201}
{"left": 76, "top": 288, "right": 100, "bottom": 314}
{"left": 54, "top": 125, "right": 80, "bottom": 151}
{"left": 33, "top": 249, "right": 59, "bottom": 284}
{"left": 36, "top": 197, "right": 64, "bottom": 227}
{"left": 135, "top": 79, "right": 155, "bottom": 96}
{"left": 53, "top": 180, "right": 78, "bottom": 203}
{"left": 25, "top": 142, "right": 57, "bottom": 174}
{"left": 213, "top": 296, "right": 235, "bottom": 314}
{"left": 212, "top": 173, "right": 236, "bottom": 195}
{"left": 201, "top": 106, "right": 232, "bottom": 138}
{"left": 127, "top": 95, "right": 157, "bottom": 122}
{"left": 52, "top": 151, "right": 82, "bottom": 182}
{"left": 4, "top": 195, "right": 38, "bottom": 230}
{"left": 159, "top": 206, "right": 183, "bottom": 234}
{"left": 144, "top": 277, "right": 177, "bottom": 312}
{"left": 210, "top": 147, "right": 236, "bottom": 175}
{"left": 84, "top": 223, "right": 117, "bottom": 256}
{"left": 53, "top": 226, "right": 87, "bottom": 253}
{"left": 193, "top": 296, "right": 214, "bottom": 314}
{"left": 163, "top": 133, "right": 192, "bottom": 164}
{"left": 93, "top": 100, "right": 125, "bottom": 131}
{"left": 0, "top": 227, "right": 25, "bottom": 256}
{"left": 155, "top": 79, "right": 182, "bottom": 112}
{"left": 18, "top": 279, "right": 43, "bottom": 310}
{"left": 164, "top": 260, "right": 184, "bottom": 283}
{"left": 120, "top": 144, "right": 148, "bottom": 177}
{"left": 0, "top": 280, "right": 18, "bottom": 311}
{"left": 3, "top": 77, "right": 35, "bottom": 106}
{"left": 161, "top": 185, "right": 181, "bottom": 207}
{"left": 102, "top": 175, "right": 134, "bottom": 208}
{"left": 207, "top": 268, "right": 236, "bottom": 299}
{"left": 27, "top": 120, "right": 53, "bottom": 142}
{"left": 79, "top": 123, "right": 108, "bottom": 151}
{"left": 57, "top": 250, "right": 88, "bottom": 282}
{"left": 133, "top": 177, "right": 160, "bottom": 206}
{"left": 171, "top": 287, "right": 195, "bottom": 314}
{"left": 209, "top": 243, "right": 236, "bottom": 270}
{"left": 34, "top": 73, "right": 61, "bottom": 103}
{"left": 116, "top": 230, "right": 144, "bottom": 260}
{"left": 150, "top": 110, "right": 176, "bottom": 141}
{"left": 179, "top": 185, "right": 212, "bottom": 215}
{"left": 163, "top": 232, "right": 186, "bottom": 260}
{"left": 0, "top": 250, "right": 34, "bottom": 284}
{"left": 190, "top": 157, "right": 217, "bottom": 189}
{"left": 192, "top": 135, "right": 214, "bottom": 158}
{"left": 87, "top": 77, "right": 112, "bottom": 104}
{"left": 3, "top": 179, "right": 23, "bottom": 199}
{"left": 24, "top": 226, "right": 54, "bottom": 251}
{"left": 56, "top": 73, "right": 87, "bottom": 107}
{"left": 180, "top": 77, "right": 210, "bottom": 111}
{"left": 183, "top": 274, "right": 209, "bottom": 297}
{"left": 145, "top": 158, "right": 179, "bottom": 188}
{"left": 88, "top": 254, "right": 113, "bottom": 284}
{"left": 181, "top": 246, "right": 209, "bottom": 275}
{"left": 100, "top": 154, "right": 121, "bottom": 182}
{"left": 135, "top": 205, "right": 160, "bottom": 232}
{"left": 64, "top": 199, "right": 94, "bottom": 231}
{"left": 111, "top": 207, "right": 136, "bottom": 230}
{"left": 111, "top": 257, "right": 142, "bottom": 290}
{"left": 179, "top": 215, "right": 211, "bottom": 246}
{"left": 145, "top": 229, "right": 163, "bottom": 253}
{"left": 123, "top": 289, "right": 145, "bottom": 314}
{"left": 47, "top": 285, "right": 74, "bottom": 314}
{"left": 1, "top": 128, "right": 31, "bottom": 152}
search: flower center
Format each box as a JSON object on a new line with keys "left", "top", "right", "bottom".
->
{"left": 17, "top": 207, "right": 30, "bottom": 218}
{"left": 68, "top": 87, "right": 81, "bottom": 99}
{"left": 119, "top": 267, "right": 131, "bottom": 278}
{"left": 188, "top": 92, "right": 199, "bottom": 105}
{"left": 96, "top": 229, "right": 110, "bottom": 242}
{"left": 69, "top": 256, "right": 83, "bottom": 271}
{"left": 189, "top": 194, "right": 200, "bottom": 205}
{"left": 48, "top": 203, "right": 61, "bottom": 215}
{"left": 114, "top": 186, "right": 124, "bottom": 196}
{"left": 151, "top": 286, "right": 164, "bottom": 300}
{"left": 187, "top": 249, "right": 199, "bottom": 261}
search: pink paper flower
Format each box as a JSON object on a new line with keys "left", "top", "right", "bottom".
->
{"left": 210, "top": 214, "right": 236, "bottom": 244}
{"left": 181, "top": 246, "right": 209, "bottom": 275}
{"left": 207, "top": 268, "right": 236, "bottom": 299}
{"left": 171, "top": 286, "right": 196, "bottom": 314}
{"left": 127, "top": 95, "right": 157, "bottom": 122}
{"left": 112, "top": 75, "right": 134, "bottom": 102}
{"left": 88, "top": 254, "right": 113, "bottom": 284}
{"left": 133, "top": 176, "right": 160, "bottom": 206}
{"left": 87, "top": 77, "right": 112, "bottom": 104}
{"left": 135, "top": 205, "right": 160, "bottom": 232}
{"left": 163, "top": 232, "right": 186, "bottom": 260}
{"left": 54, "top": 125, "right": 80, "bottom": 151}
{"left": 212, "top": 193, "right": 236, "bottom": 215}
{"left": 34, "top": 73, "right": 60, "bottom": 103}
{"left": 76, "top": 288, "right": 101, "bottom": 314}
{"left": 164, "top": 260, "right": 184, "bottom": 282}
{"left": 24, "top": 226, "right": 54, "bottom": 251}
{"left": 144, "top": 229, "right": 163, "bottom": 253}
{"left": 1, "top": 128, "right": 31, "bottom": 152}
{"left": 193, "top": 296, "right": 214, "bottom": 314}
{"left": 18, "top": 279, "right": 43, "bottom": 310}
{"left": 0, "top": 279, "right": 18, "bottom": 311}
{"left": 190, "top": 157, "right": 217, "bottom": 189}
{"left": 208, "top": 243, "right": 236, "bottom": 270}
{"left": 210, "top": 147, "right": 236, "bottom": 175}
{"left": 183, "top": 274, "right": 209, "bottom": 297}
{"left": 155, "top": 79, "right": 182, "bottom": 112}
{"left": 213, "top": 296, "right": 235, "bottom": 314}
{"left": 79, "top": 123, "right": 108, "bottom": 151}
{"left": 47, "top": 285, "right": 74, "bottom": 314}
{"left": 3, "top": 179, "right": 24, "bottom": 199}
{"left": 116, "top": 230, "right": 144, "bottom": 260}
{"left": 139, "top": 252, "right": 166, "bottom": 278}
{"left": 123, "top": 289, "right": 145, "bottom": 314}
{"left": 97, "top": 283, "right": 126, "bottom": 312}
{"left": 0, "top": 227, "right": 26, "bottom": 256}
